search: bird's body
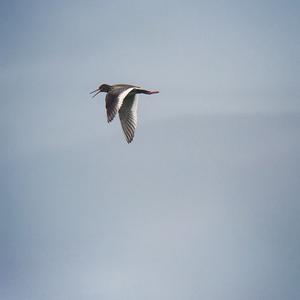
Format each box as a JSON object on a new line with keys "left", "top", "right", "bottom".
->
{"left": 90, "top": 83, "right": 159, "bottom": 143}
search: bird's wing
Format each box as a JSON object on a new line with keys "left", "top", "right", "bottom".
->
{"left": 119, "top": 93, "right": 138, "bottom": 143}
{"left": 105, "top": 87, "right": 136, "bottom": 122}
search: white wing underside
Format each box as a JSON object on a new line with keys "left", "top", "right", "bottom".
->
{"left": 119, "top": 94, "right": 138, "bottom": 143}
{"left": 105, "top": 87, "right": 136, "bottom": 123}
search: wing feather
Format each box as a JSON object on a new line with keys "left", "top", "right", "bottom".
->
{"left": 119, "top": 94, "right": 138, "bottom": 143}
{"left": 105, "top": 87, "right": 136, "bottom": 122}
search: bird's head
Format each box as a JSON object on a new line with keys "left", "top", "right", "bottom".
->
{"left": 90, "top": 83, "right": 111, "bottom": 98}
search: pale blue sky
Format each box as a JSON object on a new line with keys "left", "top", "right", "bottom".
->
{"left": 1, "top": 1, "right": 300, "bottom": 299}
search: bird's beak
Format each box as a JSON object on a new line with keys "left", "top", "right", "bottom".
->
{"left": 90, "top": 88, "right": 101, "bottom": 98}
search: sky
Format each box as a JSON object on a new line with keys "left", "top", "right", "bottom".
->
{"left": 0, "top": 0, "right": 300, "bottom": 299}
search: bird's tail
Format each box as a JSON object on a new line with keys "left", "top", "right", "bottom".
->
{"left": 136, "top": 89, "right": 159, "bottom": 95}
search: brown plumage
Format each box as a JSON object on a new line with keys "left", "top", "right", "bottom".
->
{"left": 90, "top": 83, "right": 159, "bottom": 143}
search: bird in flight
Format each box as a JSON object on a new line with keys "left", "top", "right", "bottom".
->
{"left": 90, "top": 83, "right": 159, "bottom": 143}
